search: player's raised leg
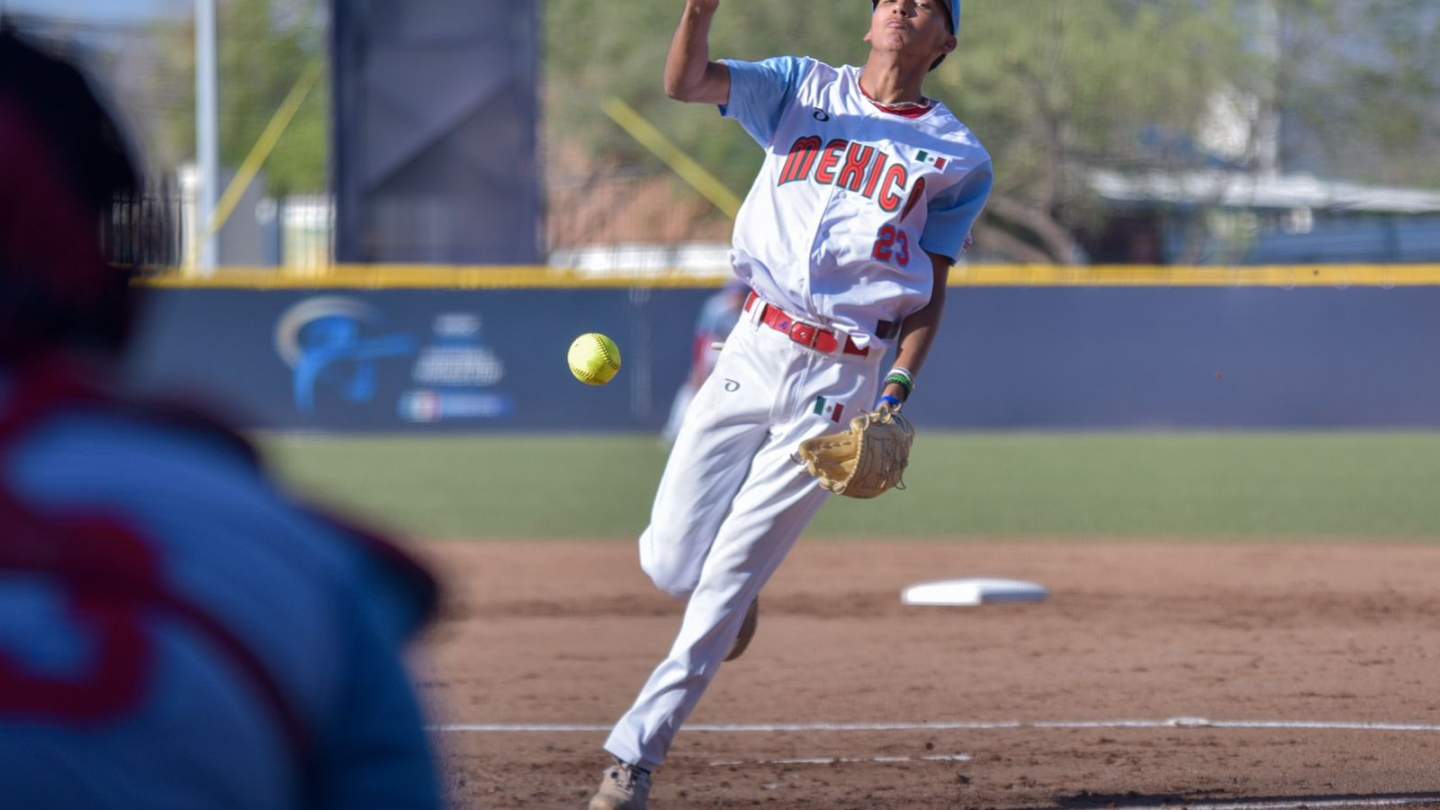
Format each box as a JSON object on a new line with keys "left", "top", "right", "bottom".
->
{"left": 637, "top": 320, "right": 769, "bottom": 598}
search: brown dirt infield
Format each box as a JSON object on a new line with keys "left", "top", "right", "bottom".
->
{"left": 414, "top": 540, "right": 1440, "bottom": 809}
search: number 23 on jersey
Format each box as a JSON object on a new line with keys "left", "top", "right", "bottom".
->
{"left": 872, "top": 225, "right": 910, "bottom": 267}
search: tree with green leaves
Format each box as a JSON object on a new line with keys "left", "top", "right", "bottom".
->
{"left": 154, "top": 0, "right": 328, "bottom": 197}
{"left": 933, "top": 1, "right": 1257, "bottom": 262}
{"left": 546, "top": 0, "right": 1258, "bottom": 263}
{"left": 1269, "top": 0, "right": 1440, "bottom": 188}
{"left": 544, "top": 1, "right": 875, "bottom": 229}
{"left": 546, "top": 0, "right": 1440, "bottom": 264}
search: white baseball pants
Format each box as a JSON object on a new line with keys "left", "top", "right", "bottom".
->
{"left": 604, "top": 301, "right": 885, "bottom": 770}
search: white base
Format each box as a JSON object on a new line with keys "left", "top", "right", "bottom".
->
{"left": 901, "top": 578, "right": 1049, "bottom": 607}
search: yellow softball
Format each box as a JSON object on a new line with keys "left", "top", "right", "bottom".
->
{"left": 567, "top": 332, "right": 622, "bottom": 386}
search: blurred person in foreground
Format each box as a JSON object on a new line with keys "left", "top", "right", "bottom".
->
{"left": 0, "top": 26, "right": 443, "bottom": 809}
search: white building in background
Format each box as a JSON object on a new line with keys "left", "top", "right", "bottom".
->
{"left": 1088, "top": 169, "right": 1440, "bottom": 265}
{"left": 547, "top": 243, "right": 732, "bottom": 279}
{"left": 175, "top": 164, "right": 333, "bottom": 273}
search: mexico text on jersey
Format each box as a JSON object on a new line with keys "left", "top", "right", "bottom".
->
{"left": 720, "top": 57, "right": 993, "bottom": 346}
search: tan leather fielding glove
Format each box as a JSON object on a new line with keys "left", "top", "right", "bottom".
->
{"left": 795, "top": 405, "right": 914, "bottom": 499}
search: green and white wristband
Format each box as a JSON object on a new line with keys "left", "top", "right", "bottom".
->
{"left": 884, "top": 367, "right": 915, "bottom": 400}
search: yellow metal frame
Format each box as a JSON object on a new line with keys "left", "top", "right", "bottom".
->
{"left": 601, "top": 97, "right": 743, "bottom": 220}
{"left": 185, "top": 61, "right": 324, "bottom": 273}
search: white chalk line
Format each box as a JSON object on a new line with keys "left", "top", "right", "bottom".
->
{"left": 1115, "top": 799, "right": 1440, "bottom": 810}
{"left": 431, "top": 720, "right": 1440, "bottom": 808}
{"left": 706, "top": 753, "right": 970, "bottom": 767}
{"left": 432, "top": 720, "right": 1440, "bottom": 808}
{"left": 431, "top": 717, "right": 1440, "bottom": 734}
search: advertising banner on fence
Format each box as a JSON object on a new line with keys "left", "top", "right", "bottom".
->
{"left": 129, "top": 289, "right": 704, "bottom": 431}
{"left": 129, "top": 286, "right": 1440, "bottom": 432}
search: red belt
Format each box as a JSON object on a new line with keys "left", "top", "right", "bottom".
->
{"left": 744, "top": 292, "right": 869, "bottom": 357}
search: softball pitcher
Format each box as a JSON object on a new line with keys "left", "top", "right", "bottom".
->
{"left": 591, "top": 2, "right": 992, "bottom": 806}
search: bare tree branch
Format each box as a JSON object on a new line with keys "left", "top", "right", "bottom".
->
{"left": 984, "top": 193, "right": 1087, "bottom": 265}
{"left": 973, "top": 222, "right": 1055, "bottom": 265}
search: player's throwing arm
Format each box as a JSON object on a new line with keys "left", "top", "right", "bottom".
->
{"left": 664, "top": 0, "right": 729, "bottom": 105}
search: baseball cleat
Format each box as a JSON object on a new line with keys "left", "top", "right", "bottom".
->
{"left": 725, "top": 598, "right": 759, "bottom": 662}
{"left": 588, "top": 761, "right": 652, "bottom": 810}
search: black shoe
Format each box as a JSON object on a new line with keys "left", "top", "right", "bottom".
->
{"left": 725, "top": 598, "right": 759, "bottom": 662}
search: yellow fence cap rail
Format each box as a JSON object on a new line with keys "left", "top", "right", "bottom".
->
{"left": 136, "top": 264, "right": 1440, "bottom": 290}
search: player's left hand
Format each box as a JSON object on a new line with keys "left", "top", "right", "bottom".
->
{"left": 795, "top": 406, "right": 914, "bottom": 499}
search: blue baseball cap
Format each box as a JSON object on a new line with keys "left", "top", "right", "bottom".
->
{"left": 870, "top": 0, "right": 962, "bottom": 35}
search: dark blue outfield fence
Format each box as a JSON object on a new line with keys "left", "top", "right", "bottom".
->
{"left": 127, "top": 286, "right": 1440, "bottom": 431}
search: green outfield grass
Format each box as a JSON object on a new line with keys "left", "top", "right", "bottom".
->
{"left": 263, "top": 432, "right": 1440, "bottom": 542}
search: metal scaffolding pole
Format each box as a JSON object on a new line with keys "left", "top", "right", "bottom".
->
{"left": 195, "top": 0, "right": 218, "bottom": 275}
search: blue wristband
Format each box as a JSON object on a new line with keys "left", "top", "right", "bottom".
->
{"left": 878, "top": 394, "right": 903, "bottom": 410}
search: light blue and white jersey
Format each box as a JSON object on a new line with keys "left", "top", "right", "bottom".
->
{"left": 720, "top": 56, "right": 992, "bottom": 345}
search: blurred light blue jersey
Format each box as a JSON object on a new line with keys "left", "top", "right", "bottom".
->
{"left": 696, "top": 289, "right": 745, "bottom": 342}
{"left": 0, "top": 369, "right": 442, "bottom": 809}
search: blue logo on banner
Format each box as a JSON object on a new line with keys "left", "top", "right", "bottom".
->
{"left": 274, "top": 297, "right": 417, "bottom": 414}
